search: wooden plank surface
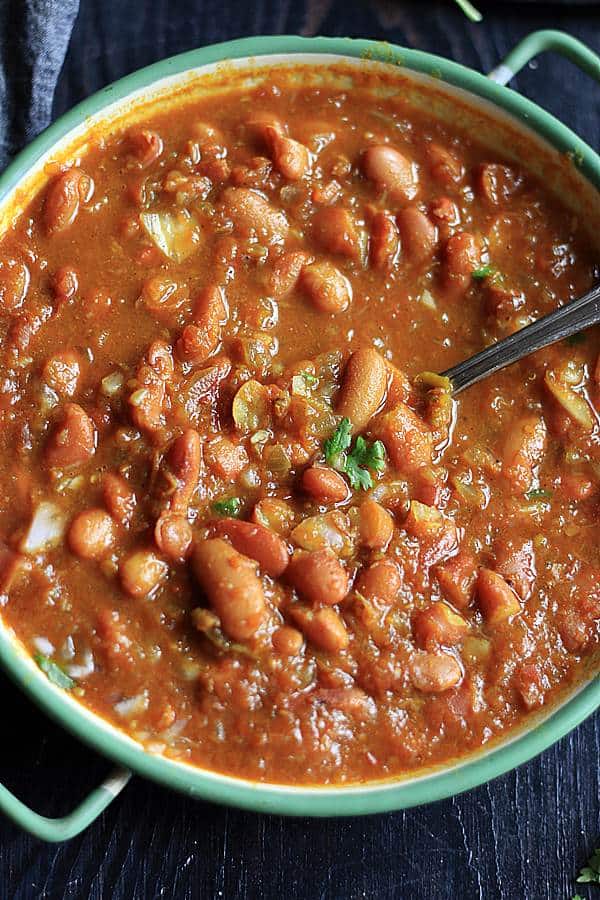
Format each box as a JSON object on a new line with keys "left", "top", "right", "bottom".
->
{"left": 2, "top": 2, "right": 600, "bottom": 897}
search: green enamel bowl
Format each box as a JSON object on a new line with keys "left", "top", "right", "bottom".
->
{"left": 1, "top": 29, "right": 600, "bottom": 841}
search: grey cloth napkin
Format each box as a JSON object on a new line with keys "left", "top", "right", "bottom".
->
{"left": 0, "top": 0, "right": 79, "bottom": 169}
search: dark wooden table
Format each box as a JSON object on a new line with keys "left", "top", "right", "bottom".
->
{"left": 3, "top": 2, "right": 600, "bottom": 898}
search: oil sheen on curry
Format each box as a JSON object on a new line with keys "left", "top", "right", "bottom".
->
{"left": 0, "top": 66, "right": 598, "bottom": 785}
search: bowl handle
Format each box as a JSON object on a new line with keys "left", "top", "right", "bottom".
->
{"left": 488, "top": 29, "right": 600, "bottom": 86}
{"left": 0, "top": 766, "right": 130, "bottom": 841}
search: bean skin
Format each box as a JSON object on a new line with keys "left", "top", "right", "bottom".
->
{"left": 192, "top": 538, "right": 267, "bottom": 641}
{"left": 176, "top": 285, "right": 227, "bottom": 365}
{"left": 311, "top": 207, "right": 362, "bottom": 259}
{"left": 103, "top": 472, "right": 137, "bottom": 526}
{"left": 300, "top": 261, "right": 352, "bottom": 313}
{"left": 302, "top": 466, "right": 349, "bottom": 504}
{"left": 214, "top": 518, "right": 289, "bottom": 578}
{"left": 44, "top": 168, "right": 94, "bottom": 235}
{"left": 0, "top": 260, "right": 29, "bottom": 314}
{"left": 477, "top": 568, "right": 522, "bottom": 625}
{"left": 434, "top": 552, "right": 476, "bottom": 610}
{"left": 362, "top": 145, "right": 418, "bottom": 201}
{"left": 409, "top": 651, "right": 463, "bottom": 692}
{"left": 441, "top": 232, "right": 482, "bottom": 296}
{"left": 42, "top": 350, "right": 81, "bottom": 397}
{"left": 358, "top": 498, "right": 394, "bottom": 550}
{"left": 371, "top": 402, "right": 432, "bottom": 474}
{"left": 286, "top": 549, "right": 349, "bottom": 607}
{"left": 290, "top": 605, "right": 349, "bottom": 652}
{"left": 45, "top": 403, "right": 96, "bottom": 469}
{"left": 356, "top": 558, "right": 402, "bottom": 604}
{"left": 426, "top": 143, "right": 464, "bottom": 186}
{"left": 68, "top": 508, "right": 115, "bottom": 560}
{"left": 502, "top": 415, "right": 547, "bottom": 494}
{"left": 263, "top": 250, "right": 312, "bottom": 296}
{"left": 127, "top": 128, "right": 164, "bottom": 168}
{"left": 369, "top": 211, "right": 399, "bottom": 270}
{"left": 154, "top": 512, "right": 193, "bottom": 563}
{"left": 336, "top": 348, "right": 388, "bottom": 431}
{"left": 413, "top": 601, "right": 469, "bottom": 650}
{"left": 272, "top": 625, "right": 304, "bottom": 655}
{"left": 263, "top": 126, "right": 310, "bottom": 180}
{"left": 397, "top": 207, "right": 438, "bottom": 264}
{"left": 163, "top": 429, "right": 202, "bottom": 512}
{"left": 220, "top": 187, "right": 289, "bottom": 243}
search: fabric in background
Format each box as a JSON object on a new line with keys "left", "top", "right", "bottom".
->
{"left": 0, "top": 0, "right": 79, "bottom": 169}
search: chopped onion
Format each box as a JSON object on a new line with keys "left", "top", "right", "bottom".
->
{"left": 66, "top": 648, "right": 95, "bottom": 679}
{"left": 32, "top": 636, "right": 55, "bottom": 656}
{"left": 114, "top": 691, "right": 149, "bottom": 719}
{"left": 140, "top": 209, "right": 201, "bottom": 262}
{"left": 19, "top": 502, "right": 66, "bottom": 555}
{"left": 101, "top": 371, "right": 124, "bottom": 396}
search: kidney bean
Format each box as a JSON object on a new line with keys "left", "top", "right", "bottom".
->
{"left": 120, "top": 549, "right": 168, "bottom": 599}
{"left": 311, "top": 207, "right": 362, "bottom": 260}
{"left": 103, "top": 472, "right": 137, "bottom": 526}
{"left": 286, "top": 549, "right": 349, "bottom": 607}
{"left": 44, "top": 168, "right": 94, "bottom": 235}
{"left": 215, "top": 518, "right": 289, "bottom": 577}
{"left": 362, "top": 145, "right": 418, "bottom": 201}
{"left": 371, "top": 402, "right": 432, "bottom": 474}
{"left": 441, "top": 232, "right": 482, "bottom": 296}
{"left": 263, "top": 126, "right": 310, "bottom": 180}
{"left": 272, "top": 625, "right": 304, "bottom": 656}
{"left": 502, "top": 414, "right": 547, "bottom": 493}
{"left": 426, "top": 143, "right": 464, "bottom": 186}
{"left": 397, "top": 207, "right": 438, "bottom": 264}
{"left": 356, "top": 558, "right": 402, "bottom": 604}
{"left": 192, "top": 537, "right": 267, "bottom": 641}
{"left": 162, "top": 429, "right": 202, "bottom": 512}
{"left": 154, "top": 512, "right": 193, "bottom": 563}
{"left": 0, "top": 260, "right": 29, "bottom": 314}
{"left": 477, "top": 568, "right": 522, "bottom": 625}
{"left": 359, "top": 498, "right": 394, "bottom": 550}
{"left": 127, "top": 128, "right": 164, "bottom": 168}
{"left": 302, "top": 466, "right": 349, "bottom": 504}
{"left": 141, "top": 274, "right": 187, "bottom": 315}
{"left": 409, "top": 651, "right": 463, "bottom": 692}
{"left": 493, "top": 538, "right": 536, "bottom": 602}
{"left": 290, "top": 605, "right": 349, "bottom": 652}
{"left": 300, "top": 261, "right": 352, "bottom": 313}
{"left": 52, "top": 266, "right": 79, "bottom": 302}
{"left": 262, "top": 250, "right": 312, "bottom": 296}
{"left": 477, "top": 163, "right": 522, "bottom": 205}
{"left": 176, "top": 285, "right": 227, "bottom": 365}
{"left": 434, "top": 552, "right": 476, "bottom": 610}
{"left": 369, "top": 211, "right": 399, "bottom": 270}
{"left": 413, "top": 601, "right": 469, "bottom": 650}
{"left": 129, "top": 341, "right": 174, "bottom": 433}
{"left": 336, "top": 348, "right": 388, "bottom": 430}
{"left": 68, "top": 508, "right": 115, "bottom": 560}
{"left": 220, "top": 187, "right": 289, "bottom": 243}
{"left": 45, "top": 403, "right": 96, "bottom": 468}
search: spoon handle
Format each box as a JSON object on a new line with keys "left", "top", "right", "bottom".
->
{"left": 443, "top": 282, "right": 600, "bottom": 394}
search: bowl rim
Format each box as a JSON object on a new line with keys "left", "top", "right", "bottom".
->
{"left": 1, "top": 33, "right": 600, "bottom": 817}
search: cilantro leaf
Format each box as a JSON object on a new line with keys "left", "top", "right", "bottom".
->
{"left": 300, "top": 371, "right": 319, "bottom": 386}
{"left": 212, "top": 497, "right": 242, "bottom": 517}
{"left": 34, "top": 654, "right": 75, "bottom": 690}
{"left": 323, "top": 417, "right": 352, "bottom": 465}
{"left": 524, "top": 488, "right": 553, "bottom": 502}
{"left": 577, "top": 848, "right": 600, "bottom": 884}
{"left": 345, "top": 456, "right": 374, "bottom": 491}
{"left": 472, "top": 265, "right": 497, "bottom": 280}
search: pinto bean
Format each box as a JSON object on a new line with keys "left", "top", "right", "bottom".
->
{"left": 371, "top": 402, "right": 432, "bottom": 474}
{"left": 413, "top": 602, "right": 468, "bottom": 650}
{"left": 103, "top": 472, "right": 136, "bottom": 526}
{"left": 52, "top": 266, "right": 79, "bottom": 302}
{"left": 214, "top": 518, "right": 289, "bottom": 577}
{"left": 441, "top": 232, "right": 482, "bottom": 296}
{"left": 477, "top": 568, "right": 522, "bottom": 625}
{"left": 434, "top": 552, "right": 476, "bottom": 610}
{"left": 141, "top": 274, "right": 186, "bottom": 315}
{"left": 290, "top": 605, "right": 349, "bottom": 652}
{"left": 409, "top": 651, "right": 463, "bottom": 692}
{"left": 162, "top": 429, "right": 202, "bottom": 512}
{"left": 154, "top": 512, "right": 193, "bottom": 563}
{"left": 286, "top": 549, "right": 349, "bottom": 607}
{"left": 302, "top": 466, "right": 349, "bottom": 504}
{"left": 129, "top": 341, "right": 174, "bottom": 433}
{"left": 44, "top": 168, "right": 94, "bottom": 235}
{"left": 272, "top": 625, "right": 304, "bottom": 655}
{"left": 42, "top": 351, "right": 81, "bottom": 397}
{"left": 220, "top": 187, "right": 289, "bottom": 243}
{"left": 0, "top": 260, "right": 29, "bottom": 314}
{"left": 369, "top": 212, "right": 399, "bottom": 270}
{"left": 362, "top": 145, "right": 418, "bottom": 201}
{"left": 503, "top": 414, "right": 547, "bottom": 493}
{"left": 359, "top": 498, "right": 394, "bottom": 550}
{"left": 127, "top": 128, "right": 164, "bottom": 168}
{"left": 263, "top": 250, "right": 312, "bottom": 296}
{"left": 311, "top": 207, "right": 362, "bottom": 260}
{"left": 426, "top": 143, "right": 464, "bottom": 186}
{"left": 336, "top": 348, "right": 388, "bottom": 430}
{"left": 477, "top": 163, "right": 522, "bottom": 205}
{"left": 300, "top": 261, "right": 352, "bottom": 313}
{"left": 68, "top": 508, "right": 115, "bottom": 560}
{"left": 356, "top": 558, "right": 402, "bottom": 604}
{"left": 192, "top": 537, "right": 267, "bottom": 641}
{"left": 120, "top": 549, "right": 168, "bottom": 599}
{"left": 176, "top": 285, "right": 227, "bottom": 365}
{"left": 45, "top": 403, "right": 96, "bottom": 468}
{"left": 397, "top": 207, "right": 438, "bottom": 264}
{"left": 263, "top": 126, "right": 310, "bottom": 180}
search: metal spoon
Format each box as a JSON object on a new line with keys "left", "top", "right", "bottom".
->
{"left": 442, "top": 282, "right": 600, "bottom": 393}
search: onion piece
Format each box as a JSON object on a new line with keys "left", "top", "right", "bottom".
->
{"left": 65, "top": 648, "right": 95, "bottom": 679}
{"left": 114, "top": 691, "right": 150, "bottom": 718}
{"left": 32, "top": 636, "right": 55, "bottom": 656}
{"left": 140, "top": 209, "right": 201, "bottom": 262}
{"left": 19, "top": 502, "right": 66, "bottom": 554}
